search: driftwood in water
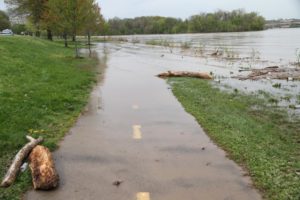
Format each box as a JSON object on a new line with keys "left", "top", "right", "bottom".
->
{"left": 1, "top": 136, "right": 43, "bottom": 187}
{"left": 158, "top": 71, "right": 213, "bottom": 79}
{"left": 234, "top": 66, "right": 300, "bottom": 80}
{"left": 29, "top": 145, "right": 59, "bottom": 190}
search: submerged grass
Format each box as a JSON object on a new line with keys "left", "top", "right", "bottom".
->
{"left": 0, "top": 36, "right": 97, "bottom": 199}
{"left": 168, "top": 78, "right": 300, "bottom": 200}
{"left": 146, "top": 39, "right": 172, "bottom": 47}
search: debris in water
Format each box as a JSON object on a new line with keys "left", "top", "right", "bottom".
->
{"left": 238, "top": 68, "right": 252, "bottom": 72}
{"left": 233, "top": 66, "right": 300, "bottom": 80}
{"left": 113, "top": 180, "right": 124, "bottom": 187}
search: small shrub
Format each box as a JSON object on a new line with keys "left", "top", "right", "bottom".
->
{"left": 296, "top": 48, "right": 300, "bottom": 66}
{"left": 131, "top": 38, "right": 140, "bottom": 44}
{"left": 180, "top": 42, "right": 191, "bottom": 49}
{"left": 272, "top": 83, "right": 282, "bottom": 88}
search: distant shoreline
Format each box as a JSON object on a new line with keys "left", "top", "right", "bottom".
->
{"left": 265, "top": 19, "right": 300, "bottom": 29}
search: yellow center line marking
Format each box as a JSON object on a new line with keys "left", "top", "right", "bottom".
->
{"left": 132, "top": 105, "right": 139, "bottom": 110}
{"left": 133, "top": 125, "right": 142, "bottom": 139}
{"left": 136, "top": 192, "right": 150, "bottom": 200}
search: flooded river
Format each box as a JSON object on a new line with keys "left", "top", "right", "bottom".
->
{"left": 103, "top": 28, "right": 300, "bottom": 113}
{"left": 117, "top": 28, "right": 300, "bottom": 63}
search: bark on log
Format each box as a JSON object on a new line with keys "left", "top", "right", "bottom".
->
{"left": 157, "top": 71, "right": 213, "bottom": 79}
{"left": 29, "top": 145, "right": 59, "bottom": 190}
{"left": 1, "top": 136, "right": 43, "bottom": 187}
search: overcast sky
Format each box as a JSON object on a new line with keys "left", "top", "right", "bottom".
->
{"left": 1, "top": 0, "right": 299, "bottom": 20}
{"left": 98, "top": 0, "right": 300, "bottom": 20}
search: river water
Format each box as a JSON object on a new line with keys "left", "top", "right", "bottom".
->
{"left": 111, "top": 28, "right": 300, "bottom": 63}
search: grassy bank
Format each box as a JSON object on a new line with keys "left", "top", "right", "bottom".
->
{"left": 0, "top": 36, "right": 97, "bottom": 199}
{"left": 169, "top": 78, "right": 300, "bottom": 200}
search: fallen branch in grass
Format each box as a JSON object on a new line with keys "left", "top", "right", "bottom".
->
{"left": 1, "top": 136, "right": 43, "bottom": 187}
{"left": 157, "top": 71, "right": 213, "bottom": 79}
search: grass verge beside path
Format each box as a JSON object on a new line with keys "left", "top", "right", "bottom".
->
{"left": 168, "top": 78, "right": 300, "bottom": 200}
{"left": 0, "top": 36, "right": 98, "bottom": 199}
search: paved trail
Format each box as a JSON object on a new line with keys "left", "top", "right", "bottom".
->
{"left": 26, "top": 43, "right": 261, "bottom": 200}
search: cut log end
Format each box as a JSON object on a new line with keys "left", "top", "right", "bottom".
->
{"left": 29, "top": 145, "right": 59, "bottom": 190}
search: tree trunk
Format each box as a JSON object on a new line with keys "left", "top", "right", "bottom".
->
{"left": 1, "top": 136, "right": 43, "bottom": 187}
{"left": 88, "top": 31, "right": 91, "bottom": 57}
{"left": 35, "top": 30, "right": 40, "bottom": 37}
{"left": 72, "top": 2, "right": 78, "bottom": 58}
{"left": 47, "top": 29, "right": 53, "bottom": 41}
{"left": 72, "top": 35, "right": 75, "bottom": 42}
{"left": 157, "top": 71, "right": 213, "bottom": 79}
{"left": 29, "top": 145, "right": 59, "bottom": 190}
{"left": 74, "top": 34, "right": 79, "bottom": 58}
{"left": 63, "top": 32, "right": 68, "bottom": 48}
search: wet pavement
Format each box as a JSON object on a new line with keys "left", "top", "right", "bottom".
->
{"left": 25, "top": 43, "right": 261, "bottom": 200}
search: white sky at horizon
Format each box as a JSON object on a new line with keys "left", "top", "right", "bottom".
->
{"left": 0, "top": 0, "right": 299, "bottom": 20}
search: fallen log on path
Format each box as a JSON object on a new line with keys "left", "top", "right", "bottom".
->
{"left": 29, "top": 145, "right": 59, "bottom": 190}
{"left": 1, "top": 136, "right": 43, "bottom": 187}
{"left": 157, "top": 71, "right": 213, "bottom": 79}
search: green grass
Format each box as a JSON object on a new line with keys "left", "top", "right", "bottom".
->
{"left": 297, "top": 95, "right": 300, "bottom": 104}
{"left": 168, "top": 78, "right": 300, "bottom": 200}
{"left": 145, "top": 39, "right": 172, "bottom": 47}
{"left": 0, "top": 36, "right": 98, "bottom": 199}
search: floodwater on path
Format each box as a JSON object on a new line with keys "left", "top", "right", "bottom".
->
{"left": 108, "top": 28, "right": 300, "bottom": 112}
{"left": 25, "top": 42, "right": 262, "bottom": 199}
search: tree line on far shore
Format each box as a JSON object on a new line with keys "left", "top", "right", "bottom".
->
{"left": 1, "top": 3, "right": 265, "bottom": 56}
{"left": 104, "top": 10, "right": 265, "bottom": 35}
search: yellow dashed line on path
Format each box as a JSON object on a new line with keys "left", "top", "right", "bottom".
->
{"left": 133, "top": 125, "right": 142, "bottom": 139}
{"left": 136, "top": 192, "right": 150, "bottom": 200}
{"left": 132, "top": 105, "right": 139, "bottom": 110}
